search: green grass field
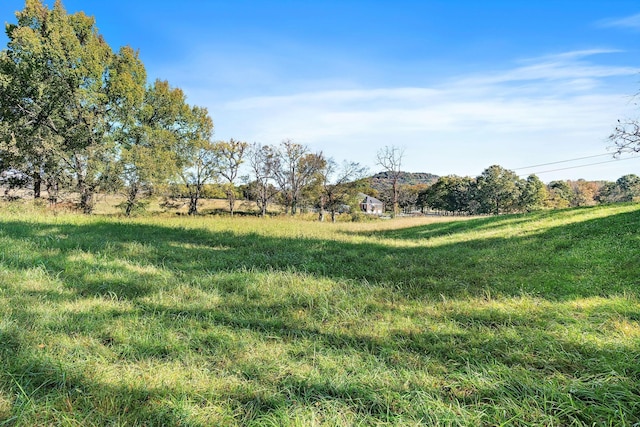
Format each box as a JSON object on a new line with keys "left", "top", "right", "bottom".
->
{"left": 0, "top": 202, "right": 639, "bottom": 426}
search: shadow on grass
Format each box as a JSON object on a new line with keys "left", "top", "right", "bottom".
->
{"left": 2, "top": 291, "right": 640, "bottom": 424}
{"left": 345, "top": 206, "right": 619, "bottom": 241}
{"left": 0, "top": 205, "right": 638, "bottom": 300}
{"left": 344, "top": 213, "right": 536, "bottom": 240}
{"left": 0, "top": 205, "right": 639, "bottom": 423}
{"left": 1, "top": 353, "right": 203, "bottom": 426}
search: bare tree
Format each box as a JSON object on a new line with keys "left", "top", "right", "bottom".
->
{"left": 610, "top": 119, "right": 640, "bottom": 155}
{"left": 273, "top": 140, "right": 325, "bottom": 215}
{"left": 248, "top": 143, "right": 279, "bottom": 217}
{"left": 215, "top": 138, "right": 248, "bottom": 216}
{"left": 376, "top": 145, "right": 405, "bottom": 217}
{"left": 176, "top": 106, "right": 217, "bottom": 215}
{"left": 318, "top": 159, "right": 368, "bottom": 222}
{"left": 180, "top": 140, "right": 219, "bottom": 215}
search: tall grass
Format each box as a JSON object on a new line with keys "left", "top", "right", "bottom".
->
{"left": 0, "top": 202, "right": 639, "bottom": 425}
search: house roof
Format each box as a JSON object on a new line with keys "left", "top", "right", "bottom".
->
{"left": 358, "top": 193, "right": 383, "bottom": 205}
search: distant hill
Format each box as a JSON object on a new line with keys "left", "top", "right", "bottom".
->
{"left": 369, "top": 171, "right": 439, "bottom": 193}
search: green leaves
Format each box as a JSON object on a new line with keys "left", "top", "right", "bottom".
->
{"left": 476, "top": 165, "right": 522, "bottom": 215}
{"left": 1, "top": 1, "right": 214, "bottom": 215}
{"left": 1, "top": 0, "right": 118, "bottom": 211}
{"left": 107, "top": 46, "right": 147, "bottom": 116}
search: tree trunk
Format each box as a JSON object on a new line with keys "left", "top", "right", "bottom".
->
{"left": 188, "top": 192, "right": 199, "bottom": 215}
{"left": 124, "top": 184, "right": 139, "bottom": 216}
{"left": 188, "top": 197, "right": 198, "bottom": 215}
{"left": 227, "top": 189, "right": 235, "bottom": 217}
{"left": 33, "top": 171, "right": 42, "bottom": 199}
{"left": 392, "top": 179, "right": 398, "bottom": 218}
{"left": 76, "top": 157, "right": 94, "bottom": 214}
{"left": 77, "top": 175, "right": 94, "bottom": 214}
{"left": 79, "top": 186, "right": 94, "bottom": 214}
{"left": 318, "top": 196, "right": 325, "bottom": 222}
{"left": 46, "top": 177, "right": 59, "bottom": 205}
{"left": 259, "top": 187, "right": 268, "bottom": 217}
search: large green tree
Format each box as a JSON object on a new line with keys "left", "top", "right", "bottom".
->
{"left": 518, "top": 174, "right": 547, "bottom": 212}
{"left": 599, "top": 174, "right": 640, "bottom": 203}
{"left": 0, "top": 0, "right": 67, "bottom": 199}
{"left": 116, "top": 79, "right": 195, "bottom": 216}
{"left": 419, "top": 175, "right": 476, "bottom": 215}
{"left": 615, "top": 174, "right": 640, "bottom": 201}
{"left": 476, "top": 165, "right": 522, "bottom": 215}
{"left": 546, "top": 180, "right": 572, "bottom": 209}
{"left": 0, "top": 0, "right": 145, "bottom": 212}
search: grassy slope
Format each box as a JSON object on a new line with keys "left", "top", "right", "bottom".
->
{"left": 0, "top": 203, "right": 639, "bottom": 426}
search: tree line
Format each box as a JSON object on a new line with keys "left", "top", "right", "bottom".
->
{"left": 1, "top": 1, "right": 638, "bottom": 219}
{"left": 0, "top": 1, "right": 370, "bottom": 219}
{"left": 410, "top": 167, "right": 639, "bottom": 215}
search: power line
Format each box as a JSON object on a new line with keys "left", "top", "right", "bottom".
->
{"left": 521, "top": 156, "right": 639, "bottom": 176}
{"left": 514, "top": 153, "right": 613, "bottom": 170}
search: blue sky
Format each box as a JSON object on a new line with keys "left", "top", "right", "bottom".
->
{"left": 2, "top": 0, "right": 640, "bottom": 181}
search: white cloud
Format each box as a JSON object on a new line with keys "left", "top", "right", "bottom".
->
{"left": 533, "top": 49, "right": 623, "bottom": 60}
{"left": 218, "top": 51, "right": 632, "bottom": 138}
{"left": 455, "top": 50, "right": 635, "bottom": 86}
{"left": 599, "top": 13, "right": 640, "bottom": 30}
{"left": 226, "top": 88, "right": 443, "bottom": 110}
{"left": 183, "top": 49, "right": 639, "bottom": 181}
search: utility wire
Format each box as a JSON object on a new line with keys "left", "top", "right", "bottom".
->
{"left": 520, "top": 156, "right": 639, "bottom": 176}
{"left": 514, "top": 153, "right": 613, "bottom": 170}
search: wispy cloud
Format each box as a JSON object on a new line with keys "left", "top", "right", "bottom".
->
{"left": 456, "top": 49, "right": 634, "bottom": 86}
{"left": 224, "top": 50, "right": 635, "bottom": 113}
{"left": 598, "top": 13, "right": 640, "bottom": 31}
{"left": 219, "top": 50, "right": 632, "bottom": 135}
{"left": 176, "top": 49, "right": 638, "bottom": 180}
{"left": 536, "top": 49, "right": 624, "bottom": 60}
{"left": 226, "top": 88, "right": 443, "bottom": 110}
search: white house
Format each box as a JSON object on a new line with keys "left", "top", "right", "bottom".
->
{"left": 359, "top": 194, "right": 384, "bottom": 214}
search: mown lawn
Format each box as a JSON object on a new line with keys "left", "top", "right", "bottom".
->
{"left": 0, "top": 203, "right": 639, "bottom": 426}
